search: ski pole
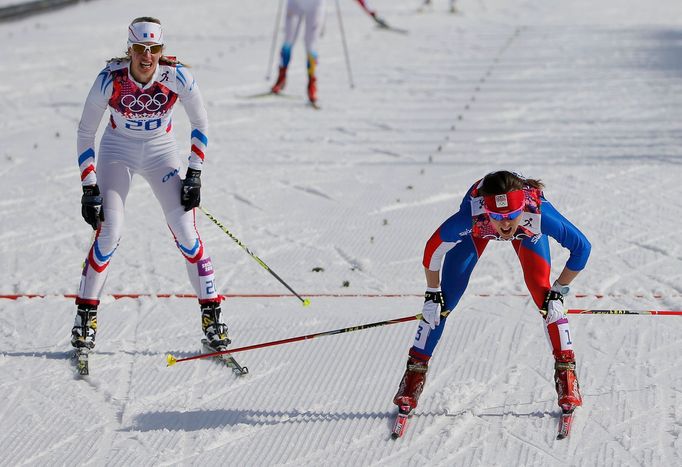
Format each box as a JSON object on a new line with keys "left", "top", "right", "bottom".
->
{"left": 199, "top": 206, "right": 310, "bottom": 307}
{"left": 334, "top": 0, "right": 355, "bottom": 89}
{"left": 166, "top": 310, "right": 452, "bottom": 366}
{"left": 165, "top": 306, "right": 682, "bottom": 366}
{"left": 567, "top": 309, "right": 682, "bottom": 316}
{"left": 266, "top": 0, "right": 285, "bottom": 80}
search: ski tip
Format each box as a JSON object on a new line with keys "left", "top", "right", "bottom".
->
{"left": 556, "top": 409, "right": 575, "bottom": 440}
{"left": 390, "top": 405, "right": 412, "bottom": 439}
{"left": 76, "top": 361, "right": 89, "bottom": 376}
{"left": 302, "top": 298, "right": 311, "bottom": 307}
{"left": 166, "top": 354, "right": 178, "bottom": 367}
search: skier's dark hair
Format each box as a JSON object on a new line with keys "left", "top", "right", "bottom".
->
{"left": 478, "top": 171, "right": 544, "bottom": 196}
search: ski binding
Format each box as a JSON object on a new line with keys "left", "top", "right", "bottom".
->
{"left": 201, "top": 338, "right": 249, "bottom": 376}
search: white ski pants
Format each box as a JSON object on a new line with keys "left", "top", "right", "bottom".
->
{"left": 76, "top": 128, "right": 219, "bottom": 306}
{"left": 283, "top": 0, "right": 327, "bottom": 55}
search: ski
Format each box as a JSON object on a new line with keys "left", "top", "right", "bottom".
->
{"left": 391, "top": 405, "right": 412, "bottom": 439}
{"left": 556, "top": 409, "right": 575, "bottom": 440}
{"left": 370, "top": 15, "right": 408, "bottom": 35}
{"left": 73, "top": 348, "right": 90, "bottom": 376}
{"left": 377, "top": 24, "right": 409, "bottom": 35}
{"left": 201, "top": 339, "right": 249, "bottom": 376}
{"left": 240, "top": 91, "right": 299, "bottom": 100}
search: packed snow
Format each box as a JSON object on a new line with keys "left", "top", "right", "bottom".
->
{"left": 1, "top": 0, "right": 681, "bottom": 465}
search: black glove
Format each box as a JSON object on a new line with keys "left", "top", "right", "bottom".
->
{"left": 181, "top": 168, "right": 201, "bottom": 211}
{"left": 541, "top": 289, "right": 564, "bottom": 313}
{"left": 81, "top": 184, "right": 104, "bottom": 230}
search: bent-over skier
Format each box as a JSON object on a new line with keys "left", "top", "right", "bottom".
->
{"left": 392, "top": 170, "right": 590, "bottom": 438}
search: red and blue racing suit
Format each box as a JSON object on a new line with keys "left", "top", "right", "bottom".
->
{"left": 410, "top": 182, "right": 591, "bottom": 361}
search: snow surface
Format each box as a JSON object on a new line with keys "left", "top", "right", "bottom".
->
{"left": 1, "top": 0, "right": 681, "bottom": 465}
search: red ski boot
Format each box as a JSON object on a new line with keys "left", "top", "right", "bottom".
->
{"left": 393, "top": 356, "right": 429, "bottom": 410}
{"left": 307, "top": 75, "right": 318, "bottom": 106}
{"left": 271, "top": 66, "right": 287, "bottom": 94}
{"left": 554, "top": 350, "right": 582, "bottom": 411}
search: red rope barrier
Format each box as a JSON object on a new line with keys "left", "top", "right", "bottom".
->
{"left": 1, "top": 293, "right": 678, "bottom": 300}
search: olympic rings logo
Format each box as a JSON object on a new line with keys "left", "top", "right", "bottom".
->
{"left": 120, "top": 93, "right": 169, "bottom": 112}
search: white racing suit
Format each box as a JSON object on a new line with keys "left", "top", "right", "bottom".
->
{"left": 75, "top": 58, "right": 219, "bottom": 306}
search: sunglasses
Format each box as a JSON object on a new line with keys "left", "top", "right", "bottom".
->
{"left": 130, "top": 42, "right": 164, "bottom": 54}
{"left": 486, "top": 207, "right": 524, "bottom": 221}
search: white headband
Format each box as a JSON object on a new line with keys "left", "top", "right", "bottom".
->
{"left": 128, "top": 21, "right": 164, "bottom": 45}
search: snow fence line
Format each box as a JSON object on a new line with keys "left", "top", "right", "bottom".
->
{"left": 1, "top": 293, "right": 681, "bottom": 314}
{"left": 0, "top": 0, "right": 94, "bottom": 22}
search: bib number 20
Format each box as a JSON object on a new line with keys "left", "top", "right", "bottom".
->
{"left": 125, "top": 118, "right": 162, "bottom": 131}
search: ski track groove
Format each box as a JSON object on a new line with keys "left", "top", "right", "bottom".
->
{"left": 476, "top": 413, "right": 566, "bottom": 465}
